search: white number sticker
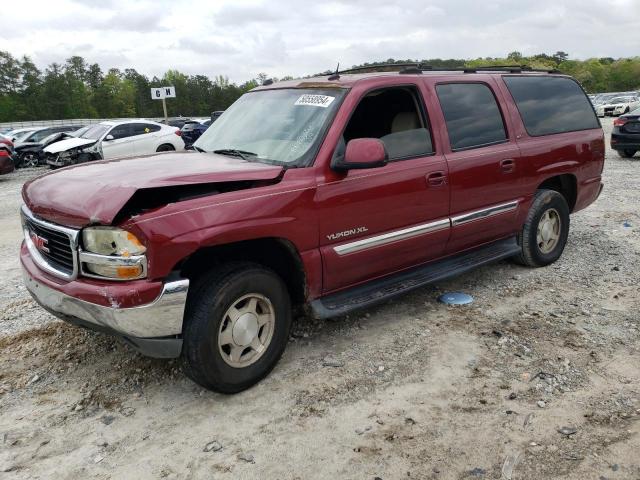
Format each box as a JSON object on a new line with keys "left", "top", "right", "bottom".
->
{"left": 294, "top": 94, "right": 335, "bottom": 108}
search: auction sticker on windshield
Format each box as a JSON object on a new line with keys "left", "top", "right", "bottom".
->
{"left": 294, "top": 94, "right": 335, "bottom": 108}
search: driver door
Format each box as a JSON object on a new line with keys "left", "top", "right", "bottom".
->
{"left": 317, "top": 85, "right": 451, "bottom": 293}
{"left": 101, "top": 124, "right": 135, "bottom": 159}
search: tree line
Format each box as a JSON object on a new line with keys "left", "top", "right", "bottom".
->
{"left": 338, "top": 51, "right": 640, "bottom": 94}
{"left": 1, "top": 50, "right": 639, "bottom": 122}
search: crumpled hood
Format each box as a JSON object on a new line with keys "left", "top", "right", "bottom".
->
{"left": 23, "top": 151, "right": 284, "bottom": 228}
{"left": 43, "top": 137, "right": 97, "bottom": 154}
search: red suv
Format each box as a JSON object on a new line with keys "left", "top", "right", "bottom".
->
{"left": 21, "top": 66, "right": 604, "bottom": 392}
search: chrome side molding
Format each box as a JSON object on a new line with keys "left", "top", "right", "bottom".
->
{"left": 332, "top": 200, "right": 519, "bottom": 256}
{"left": 334, "top": 218, "right": 450, "bottom": 256}
{"left": 451, "top": 200, "right": 519, "bottom": 226}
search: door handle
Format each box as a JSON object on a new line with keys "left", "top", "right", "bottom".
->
{"left": 500, "top": 159, "right": 516, "bottom": 173}
{"left": 426, "top": 171, "right": 447, "bottom": 187}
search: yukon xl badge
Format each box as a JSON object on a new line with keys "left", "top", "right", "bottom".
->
{"left": 327, "top": 226, "right": 368, "bottom": 241}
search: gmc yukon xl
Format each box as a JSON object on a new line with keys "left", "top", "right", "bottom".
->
{"left": 20, "top": 66, "right": 604, "bottom": 393}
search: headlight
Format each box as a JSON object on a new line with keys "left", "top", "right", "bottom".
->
{"left": 81, "top": 227, "right": 147, "bottom": 280}
{"left": 83, "top": 227, "right": 146, "bottom": 256}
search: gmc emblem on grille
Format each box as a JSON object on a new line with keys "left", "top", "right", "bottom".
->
{"left": 30, "top": 232, "right": 49, "bottom": 253}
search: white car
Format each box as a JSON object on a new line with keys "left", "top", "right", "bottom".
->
{"left": 595, "top": 96, "right": 640, "bottom": 117}
{"left": 44, "top": 120, "right": 185, "bottom": 167}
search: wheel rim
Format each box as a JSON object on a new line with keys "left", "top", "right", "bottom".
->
{"left": 217, "top": 293, "right": 275, "bottom": 368}
{"left": 536, "top": 208, "right": 561, "bottom": 254}
{"left": 25, "top": 154, "right": 37, "bottom": 167}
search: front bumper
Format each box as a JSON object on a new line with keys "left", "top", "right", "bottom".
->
{"left": 22, "top": 262, "right": 189, "bottom": 358}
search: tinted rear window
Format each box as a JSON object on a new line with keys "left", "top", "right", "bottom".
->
{"left": 503, "top": 76, "right": 600, "bottom": 136}
{"left": 436, "top": 83, "right": 507, "bottom": 150}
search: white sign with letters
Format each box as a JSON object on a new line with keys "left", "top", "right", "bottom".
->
{"left": 151, "top": 86, "right": 176, "bottom": 99}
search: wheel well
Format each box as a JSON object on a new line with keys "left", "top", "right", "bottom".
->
{"left": 537, "top": 174, "right": 577, "bottom": 212}
{"left": 177, "top": 238, "right": 307, "bottom": 306}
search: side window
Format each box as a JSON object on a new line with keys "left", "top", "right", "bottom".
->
{"left": 131, "top": 123, "right": 161, "bottom": 136}
{"left": 436, "top": 83, "right": 507, "bottom": 151}
{"left": 109, "top": 124, "right": 132, "bottom": 140}
{"left": 340, "top": 87, "right": 433, "bottom": 161}
{"left": 503, "top": 76, "right": 600, "bottom": 136}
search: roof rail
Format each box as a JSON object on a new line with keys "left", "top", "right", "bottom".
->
{"left": 320, "top": 63, "right": 561, "bottom": 79}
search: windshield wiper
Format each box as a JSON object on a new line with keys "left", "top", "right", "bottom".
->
{"left": 213, "top": 149, "right": 258, "bottom": 161}
{"left": 193, "top": 145, "right": 205, "bottom": 152}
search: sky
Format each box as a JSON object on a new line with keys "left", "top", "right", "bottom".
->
{"left": 2, "top": 0, "right": 639, "bottom": 83}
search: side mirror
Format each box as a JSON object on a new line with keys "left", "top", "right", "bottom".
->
{"left": 333, "top": 138, "right": 388, "bottom": 171}
{"left": 104, "top": 134, "right": 114, "bottom": 141}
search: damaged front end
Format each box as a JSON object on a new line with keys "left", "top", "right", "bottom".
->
{"left": 46, "top": 141, "right": 102, "bottom": 168}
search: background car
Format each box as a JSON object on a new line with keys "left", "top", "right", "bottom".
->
{"left": 6, "top": 127, "right": 39, "bottom": 143}
{"left": 0, "top": 144, "right": 15, "bottom": 175}
{"left": 14, "top": 126, "right": 87, "bottom": 168}
{"left": 14, "top": 125, "right": 83, "bottom": 147}
{"left": 180, "top": 119, "right": 211, "bottom": 147}
{"left": 595, "top": 95, "right": 640, "bottom": 117}
{"left": 44, "top": 119, "right": 185, "bottom": 167}
{"left": 611, "top": 107, "right": 640, "bottom": 158}
{"left": 0, "top": 133, "right": 14, "bottom": 149}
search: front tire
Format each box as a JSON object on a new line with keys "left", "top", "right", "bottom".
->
{"left": 514, "top": 189, "right": 570, "bottom": 267}
{"left": 181, "top": 262, "right": 292, "bottom": 393}
{"left": 618, "top": 149, "right": 636, "bottom": 158}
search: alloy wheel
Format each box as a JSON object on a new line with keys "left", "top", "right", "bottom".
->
{"left": 537, "top": 208, "right": 561, "bottom": 254}
{"left": 217, "top": 293, "right": 275, "bottom": 368}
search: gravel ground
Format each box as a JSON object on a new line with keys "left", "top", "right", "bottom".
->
{"left": 0, "top": 118, "right": 638, "bottom": 479}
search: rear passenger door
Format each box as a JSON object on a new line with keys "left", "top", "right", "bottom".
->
{"left": 432, "top": 79, "right": 524, "bottom": 253}
{"left": 129, "top": 123, "right": 162, "bottom": 155}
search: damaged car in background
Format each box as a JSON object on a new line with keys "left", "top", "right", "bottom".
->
{"left": 44, "top": 120, "right": 185, "bottom": 168}
{"left": 15, "top": 126, "right": 88, "bottom": 168}
{"left": 595, "top": 95, "right": 640, "bottom": 117}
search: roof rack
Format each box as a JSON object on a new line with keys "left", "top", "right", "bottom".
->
{"left": 321, "top": 63, "right": 560, "bottom": 79}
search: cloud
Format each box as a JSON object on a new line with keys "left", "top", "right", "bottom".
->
{"left": 1, "top": 0, "right": 640, "bottom": 83}
{"left": 177, "top": 38, "right": 239, "bottom": 56}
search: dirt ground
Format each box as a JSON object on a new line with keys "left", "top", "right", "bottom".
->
{"left": 0, "top": 118, "right": 638, "bottom": 480}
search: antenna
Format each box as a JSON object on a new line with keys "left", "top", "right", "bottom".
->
{"left": 328, "top": 63, "right": 340, "bottom": 81}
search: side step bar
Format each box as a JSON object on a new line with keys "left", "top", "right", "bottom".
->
{"left": 311, "top": 236, "right": 520, "bottom": 319}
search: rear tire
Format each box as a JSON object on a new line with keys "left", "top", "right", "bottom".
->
{"left": 181, "top": 262, "right": 292, "bottom": 393}
{"left": 156, "top": 144, "right": 175, "bottom": 152}
{"left": 513, "top": 189, "right": 570, "bottom": 267}
{"left": 618, "top": 149, "right": 636, "bottom": 158}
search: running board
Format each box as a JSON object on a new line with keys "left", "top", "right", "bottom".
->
{"left": 311, "top": 236, "right": 520, "bottom": 319}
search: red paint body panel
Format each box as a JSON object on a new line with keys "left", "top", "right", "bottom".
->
{"left": 0, "top": 156, "right": 14, "bottom": 175}
{"left": 20, "top": 71, "right": 605, "bottom": 308}
{"left": 22, "top": 151, "right": 283, "bottom": 228}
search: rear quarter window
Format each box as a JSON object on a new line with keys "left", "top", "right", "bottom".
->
{"left": 503, "top": 76, "right": 600, "bottom": 136}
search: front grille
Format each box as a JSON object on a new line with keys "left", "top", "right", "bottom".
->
{"left": 22, "top": 209, "right": 78, "bottom": 279}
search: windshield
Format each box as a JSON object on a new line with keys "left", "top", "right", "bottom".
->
{"left": 82, "top": 124, "right": 110, "bottom": 140}
{"left": 40, "top": 132, "right": 62, "bottom": 144}
{"left": 71, "top": 126, "right": 90, "bottom": 137}
{"left": 194, "top": 88, "right": 345, "bottom": 166}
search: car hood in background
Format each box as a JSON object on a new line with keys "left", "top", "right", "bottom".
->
{"left": 22, "top": 151, "right": 284, "bottom": 228}
{"left": 43, "top": 137, "right": 97, "bottom": 154}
